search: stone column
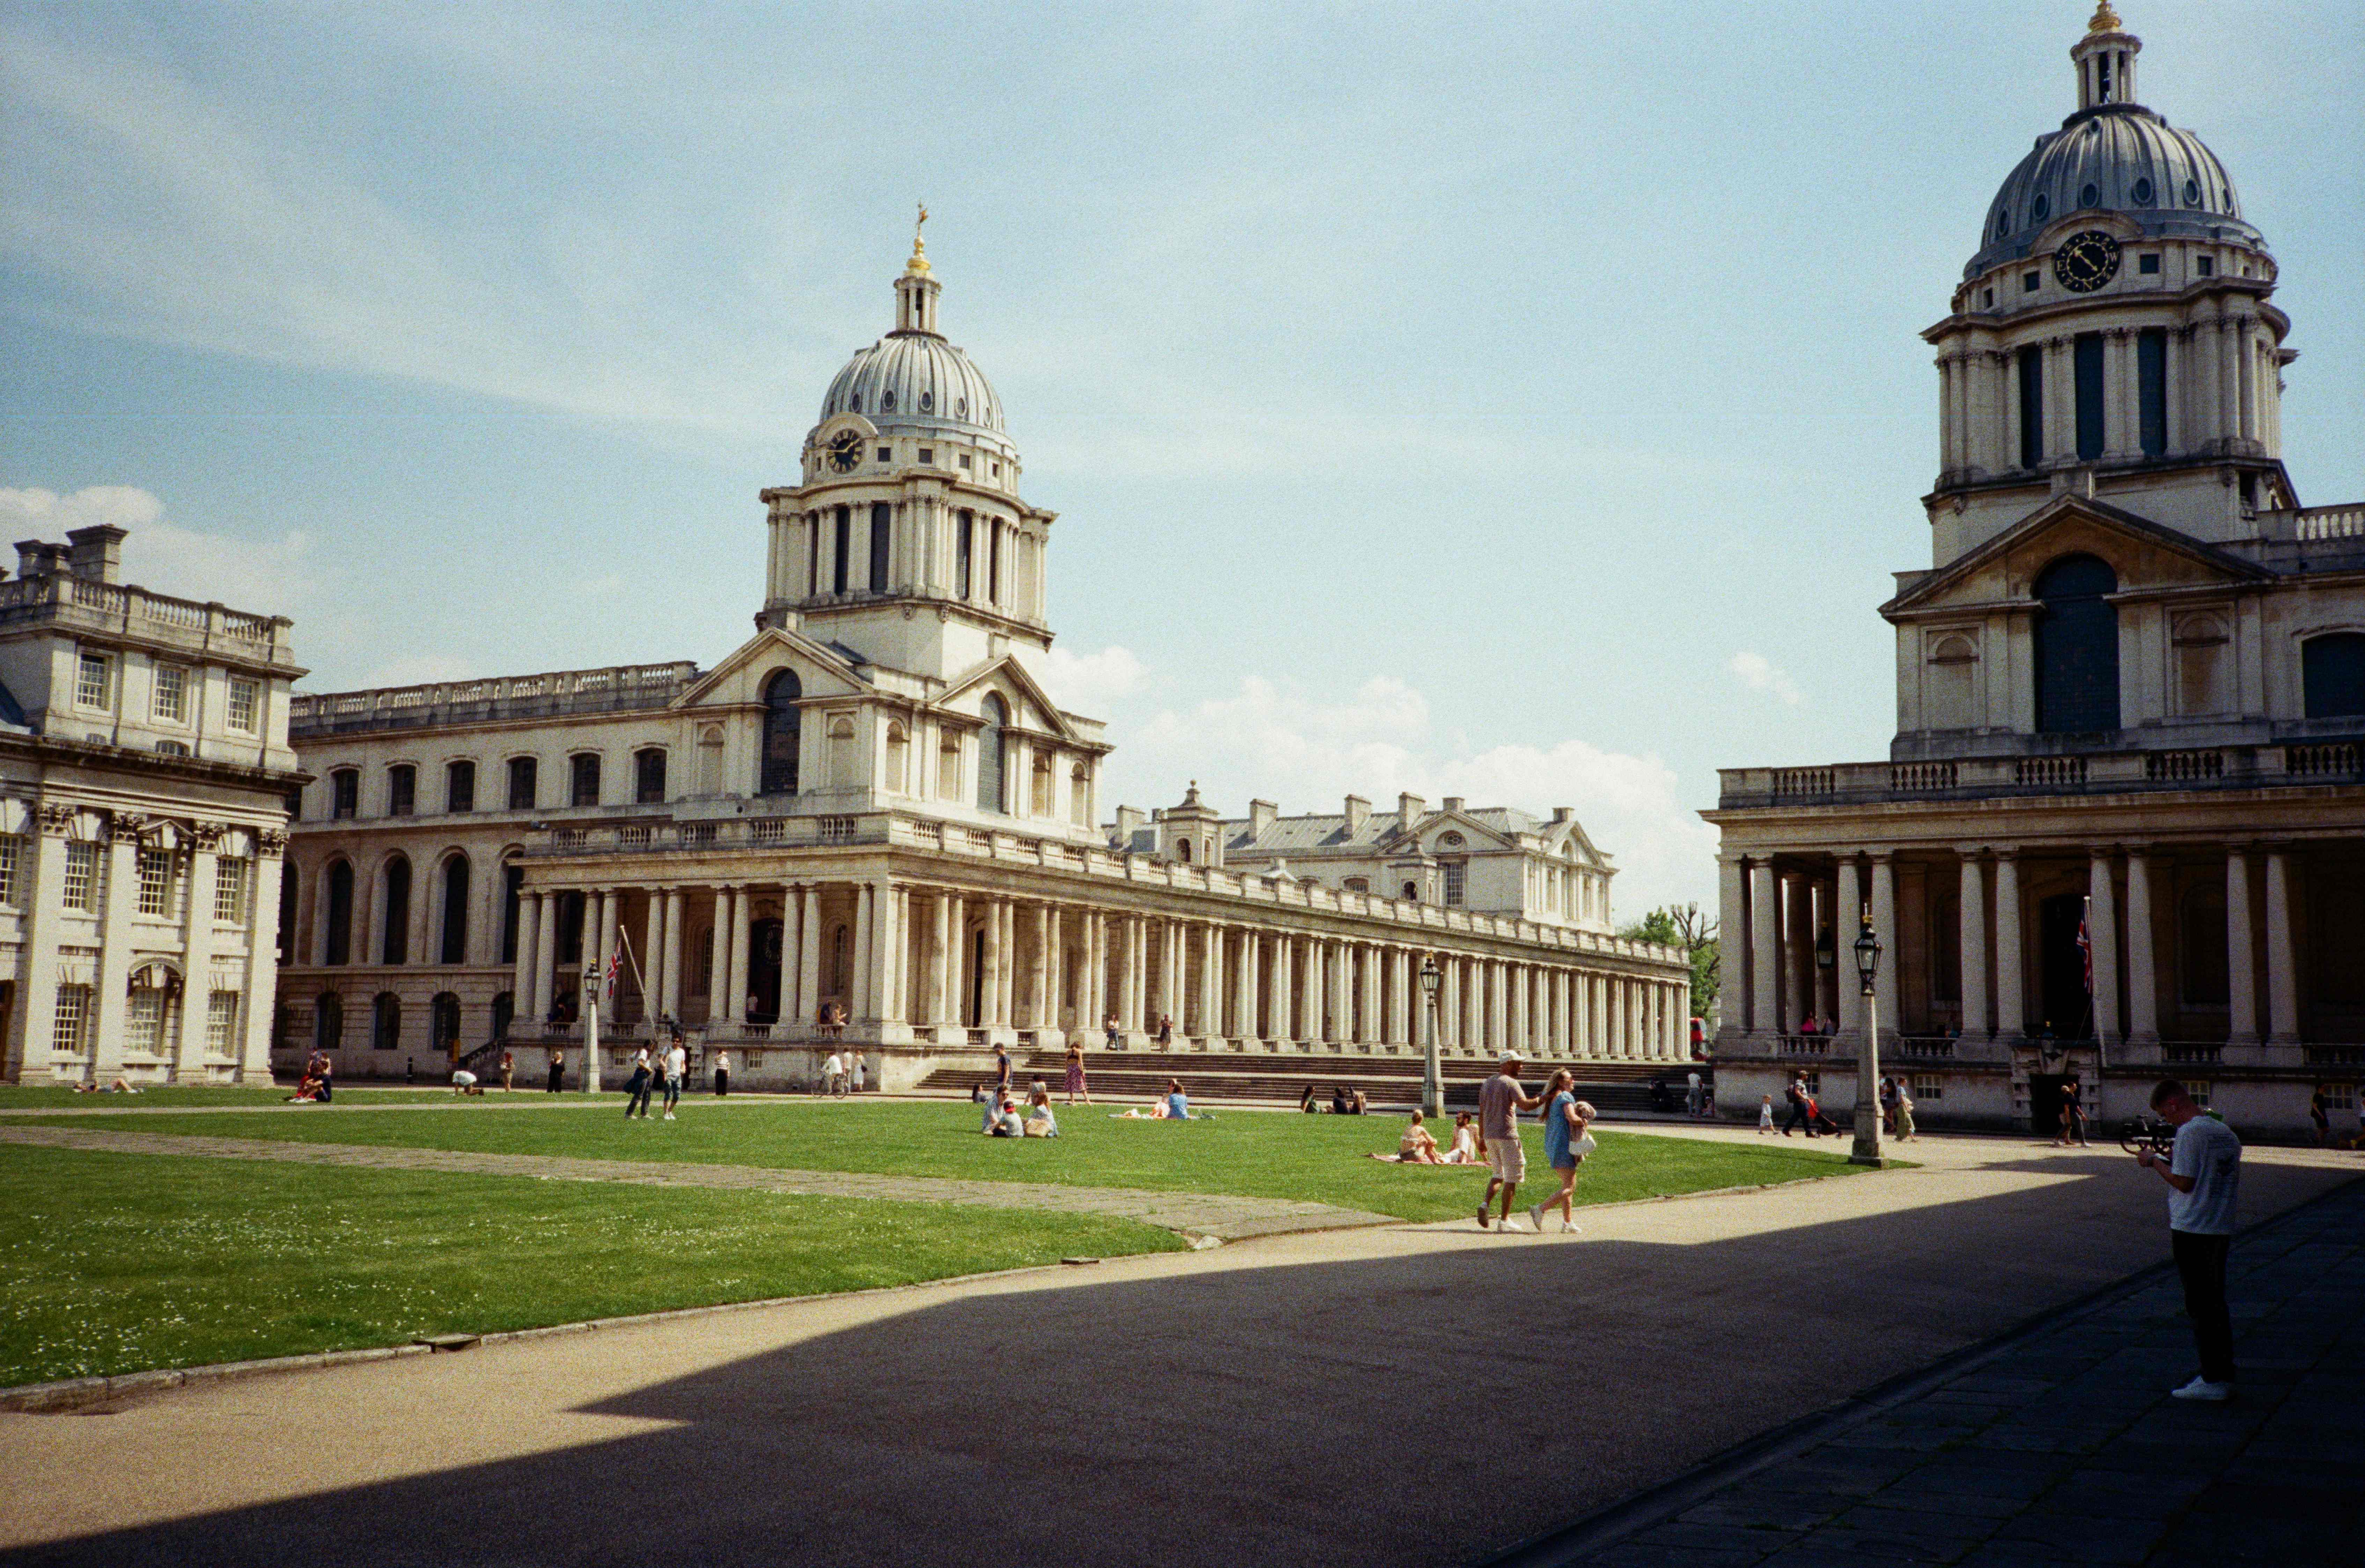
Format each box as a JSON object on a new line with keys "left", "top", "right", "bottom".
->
{"left": 927, "top": 893, "right": 951, "bottom": 1026}
{"left": 985, "top": 899, "right": 1008, "bottom": 1029}
{"left": 174, "top": 828, "right": 221, "bottom": 1080}
{"left": 797, "top": 885, "right": 822, "bottom": 1030}
{"left": 1869, "top": 853, "right": 1898, "bottom": 1043}
{"left": 1029, "top": 903, "right": 1050, "bottom": 1028}
{"left": 2226, "top": 850, "right": 2258, "bottom": 1046}
{"left": 1272, "top": 933, "right": 1295, "bottom": 1042}
{"left": 2088, "top": 850, "right": 2120, "bottom": 1044}
{"left": 533, "top": 891, "right": 558, "bottom": 1024}
{"left": 1959, "top": 852, "right": 1988, "bottom": 1039}
{"left": 660, "top": 887, "right": 685, "bottom": 1022}
{"left": 1782, "top": 873, "right": 1812, "bottom": 1032}
{"left": 514, "top": 890, "right": 542, "bottom": 1025}
{"left": 727, "top": 886, "right": 752, "bottom": 1026}
{"left": 1716, "top": 855, "right": 1746, "bottom": 1034}
{"left": 9, "top": 811, "right": 72, "bottom": 1080}
{"left": 598, "top": 890, "right": 622, "bottom": 1014}
{"left": 850, "top": 882, "right": 875, "bottom": 1022}
{"left": 1833, "top": 859, "right": 1862, "bottom": 1037}
{"left": 945, "top": 894, "right": 967, "bottom": 1028}
{"left": 1503, "top": 963, "right": 1524, "bottom": 1055}
{"left": 1000, "top": 902, "right": 1019, "bottom": 1028}
{"left": 88, "top": 821, "right": 139, "bottom": 1078}
{"left": 1748, "top": 859, "right": 1778, "bottom": 1035}
{"left": 1994, "top": 853, "right": 2025, "bottom": 1041}
{"left": 2264, "top": 848, "right": 2299, "bottom": 1048}
{"left": 1609, "top": 978, "right": 1627, "bottom": 1059}
{"left": 1234, "top": 928, "right": 1255, "bottom": 1040}
{"left": 242, "top": 830, "right": 287, "bottom": 1080}
{"left": 2124, "top": 851, "right": 2158, "bottom": 1046}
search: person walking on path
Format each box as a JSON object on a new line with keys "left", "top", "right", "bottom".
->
{"left": 661, "top": 1035, "right": 686, "bottom": 1120}
{"left": 1065, "top": 1042, "right": 1089, "bottom": 1106}
{"left": 1758, "top": 1094, "right": 1776, "bottom": 1134}
{"left": 2136, "top": 1078, "right": 2242, "bottom": 1401}
{"left": 1894, "top": 1079, "right": 1917, "bottom": 1142}
{"left": 1530, "top": 1073, "right": 1596, "bottom": 1235}
{"left": 851, "top": 1052, "right": 867, "bottom": 1094}
{"left": 623, "top": 1047, "right": 653, "bottom": 1119}
{"left": 1476, "top": 1052, "right": 1542, "bottom": 1230}
{"left": 713, "top": 1049, "right": 730, "bottom": 1097}
{"left": 2309, "top": 1086, "right": 2330, "bottom": 1147}
{"left": 1781, "top": 1075, "right": 1809, "bottom": 1137}
{"left": 1684, "top": 1069, "right": 1702, "bottom": 1118}
{"left": 499, "top": 1049, "right": 514, "bottom": 1092}
{"left": 546, "top": 1046, "right": 565, "bottom": 1093}
{"left": 2061, "top": 1078, "right": 2089, "bottom": 1147}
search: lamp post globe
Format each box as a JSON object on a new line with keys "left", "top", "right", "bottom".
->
{"left": 1419, "top": 957, "right": 1444, "bottom": 1118}
{"left": 1850, "top": 917, "right": 1884, "bottom": 1167}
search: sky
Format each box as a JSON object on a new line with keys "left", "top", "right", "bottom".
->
{"left": 3, "top": 1, "right": 2359, "bottom": 921}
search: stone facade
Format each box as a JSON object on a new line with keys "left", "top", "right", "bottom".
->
{"left": 279, "top": 235, "right": 1689, "bottom": 1089}
{"left": 1706, "top": 10, "right": 2364, "bottom": 1138}
{"left": 0, "top": 524, "right": 304, "bottom": 1083}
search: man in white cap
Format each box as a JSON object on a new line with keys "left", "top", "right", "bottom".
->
{"left": 1477, "top": 1051, "right": 1543, "bottom": 1229}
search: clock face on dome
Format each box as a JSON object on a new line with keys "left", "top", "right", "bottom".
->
{"left": 2053, "top": 231, "right": 2122, "bottom": 293}
{"left": 825, "top": 430, "right": 865, "bottom": 473}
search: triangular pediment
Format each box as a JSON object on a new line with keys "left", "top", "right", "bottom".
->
{"left": 671, "top": 627, "right": 871, "bottom": 710}
{"left": 1885, "top": 494, "right": 2271, "bottom": 618}
{"left": 1388, "top": 809, "right": 1517, "bottom": 855}
{"left": 934, "top": 656, "right": 1092, "bottom": 745}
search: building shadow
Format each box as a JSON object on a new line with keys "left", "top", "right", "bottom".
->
{"left": 6, "top": 1162, "right": 2351, "bottom": 1568}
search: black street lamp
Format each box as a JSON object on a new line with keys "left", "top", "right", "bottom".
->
{"left": 1419, "top": 957, "right": 1444, "bottom": 1117}
{"left": 1851, "top": 917, "right": 1884, "bottom": 1167}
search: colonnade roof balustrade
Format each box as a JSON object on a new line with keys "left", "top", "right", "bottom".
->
{"left": 512, "top": 810, "right": 1687, "bottom": 970}
{"left": 0, "top": 572, "right": 299, "bottom": 665}
{"left": 1718, "top": 740, "right": 2363, "bottom": 811}
{"left": 288, "top": 663, "right": 702, "bottom": 738}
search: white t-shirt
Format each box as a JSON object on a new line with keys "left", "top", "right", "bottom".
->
{"left": 2168, "top": 1115, "right": 2241, "bottom": 1235}
{"left": 715, "top": 1052, "right": 730, "bottom": 1072}
{"left": 666, "top": 1046, "right": 686, "bottom": 1079}
{"left": 823, "top": 1053, "right": 844, "bottom": 1077}
{"left": 451, "top": 1070, "right": 476, "bottom": 1087}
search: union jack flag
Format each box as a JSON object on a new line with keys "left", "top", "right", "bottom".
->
{"left": 2077, "top": 898, "right": 2093, "bottom": 995}
{"left": 602, "top": 951, "right": 621, "bottom": 1004}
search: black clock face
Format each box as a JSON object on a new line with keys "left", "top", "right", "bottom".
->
{"left": 2053, "top": 231, "right": 2122, "bottom": 293}
{"left": 825, "top": 430, "right": 865, "bottom": 473}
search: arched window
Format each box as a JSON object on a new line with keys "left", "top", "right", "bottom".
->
{"left": 826, "top": 715, "right": 858, "bottom": 789}
{"left": 1402, "top": 881, "right": 1419, "bottom": 901}
{"left": 373, "top": 992, "right": 401, "bottom": 1051}
{"left": 439, "top": 855, "right": 469, "bottom": 964}
{"left": 500, "top": 860, "right": 523, "bottom": 964}
{"left": 761, "top": 670, "right": 802, "bottom": 794}
{"left": 431, "top": 993, "right": 462, "bottom": 1058}
{"left": 315, "top": 991, "right": 343, "bottom": 1050}
{"left": 1177, "top": 837, "right": 1193, "bottom": 863}
{"left": 1926, "top": 634, "right": 1978, "bottom": 729}
{"left": 2302, "top": 633, "right": 2365, "bottom": 719}
{"left": 446, "top": 759, "right": 476, "bottom": 813}
{"left": 1345, "top": 877, "right": 1370, "bottom": 894}
{"left": 2034, "top": 554, "right": 2120, "bottom": 733}
{"left": 381, "top": 856, "right": 412, "bottom": 966}
{"left": 885, "top": 723, "right": 909, "bottom": 794}
{"left": 324, "top": 860, "right": 354, "bottom": 966}
{"left": 978, "top": 695, "right": 1007, "bottom": 814}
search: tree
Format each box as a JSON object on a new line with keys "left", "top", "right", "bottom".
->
{"left": 1619, "top": 902, "right": 1720, "bottom": 1028}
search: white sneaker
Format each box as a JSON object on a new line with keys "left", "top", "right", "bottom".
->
{"left": 1561, "top": 1219, "right": 1582, "bottom": 1234}
{"left": 1528, "top": 1204, "right": 1546, "bottom": 1233}
{"left": 2170, "top": 1377, "right": 2231, "bottom": 1402}
{"left": 663, "top": 1111, "right": 676, "bottom": 1121}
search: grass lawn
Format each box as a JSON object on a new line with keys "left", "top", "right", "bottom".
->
{"left": 38, "top": 1099, "right": 1868, "bottom": 1223}
{"left": 0, "top": 1142, "right": 1181, "bottom": 1388}
{"left": 0, "top": 1084, "right": 457, "bottom": 1110}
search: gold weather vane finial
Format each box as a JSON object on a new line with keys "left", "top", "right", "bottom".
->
{"left": 2088, "top": 0, "right": 2122, "bottom": 33}
{"left": 906, "top": 202, "right": 932, "bottom": 275}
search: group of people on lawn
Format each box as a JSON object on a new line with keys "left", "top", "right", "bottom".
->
{"left": 1365, "top": 1051, "right": 1596, "bottom": 1234}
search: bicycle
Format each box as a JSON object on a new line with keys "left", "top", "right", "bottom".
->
{"left": 2118, "top": 1116, "right": 2175, "bottom": 1161}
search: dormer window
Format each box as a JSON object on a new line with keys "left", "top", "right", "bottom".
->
{"left": 1982, "top": 288, "right": 1995, "bottom": 308}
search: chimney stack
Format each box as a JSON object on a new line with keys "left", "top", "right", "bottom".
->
{"left": 66, "top": 525, "right": 127, "bottom": 584}
{"left": 1397, "top": 792, "right": 1425, "bottom": 834}
{"left": 1442, "top": 795, "right": 1465, "bottom": 814}
{"left": 1248, "top": 799, "right": 1277, "bottom": 837}
{"left": 1343, "top": 794, "right": 1370, "bottom": 834}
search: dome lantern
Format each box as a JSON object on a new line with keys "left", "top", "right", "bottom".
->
{"left": 895, "top": 202, "right": 942, "bottom": 336}
{"left": 2070, "top": 2, "right": 2140, "bottom": 111}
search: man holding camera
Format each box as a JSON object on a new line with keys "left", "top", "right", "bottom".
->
{"left": 2136, "top": 1079, "right": 2242, "bottom": 1401}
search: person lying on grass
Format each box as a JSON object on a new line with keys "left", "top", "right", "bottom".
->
{"left": 1366, "top": 1110, "right": 1443, "bottom": 1164}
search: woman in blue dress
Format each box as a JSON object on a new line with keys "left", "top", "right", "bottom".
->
{"left": 1532, "top": 1071, "right": 1596, "bottom": 1234}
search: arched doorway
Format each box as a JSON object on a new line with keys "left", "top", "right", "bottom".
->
{"left": 969, "top": 925, "right": 989, "bottom": 1027}
{"left": 431, "top": 992, "right": 462, "bottom": 1063}
{"left": 747, "top": 917, "right": 784, "bottom": 1022}
{"left": 2034, "top": 554, "right": 2120, "bottom": 733}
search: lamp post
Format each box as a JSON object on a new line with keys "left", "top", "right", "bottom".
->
{"left": 1850, "top": 916, "right": 1883, "bottom": 1167}
{"left": 1419, "top": 957, "right": 1444, "bottom": 1118}
{"left": 582, "top": 960, "right": 603, "bottom": 1096}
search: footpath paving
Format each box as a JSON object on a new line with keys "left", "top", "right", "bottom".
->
{"left": 1517, "top": 1175, "right": 2365, "bottom": 1568}
{"left": 0, "top": 1123, "right": 1395, "bottom": 1241}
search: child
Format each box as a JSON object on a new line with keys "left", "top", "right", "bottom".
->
{"left": 1758, "top": 1094, "right": 1775, "bottom": 1134}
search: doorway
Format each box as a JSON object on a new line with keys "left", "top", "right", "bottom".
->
{"left": 747, "top": 918, "right": 783, "bottom": 1022}
{"left": 969, "top": 927, "right": 988, "bottom": 1027}
{"left": 2038, "top": 894, "right": 2093, "bottom": 1040}
{"left": 2028, "top": 1072, "right": 2071, "bottom": 1138}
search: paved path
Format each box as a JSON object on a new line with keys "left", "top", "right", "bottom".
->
{"left": 0, "top": 1123, "right": 1396, "bottom": 1241}
{"left": 0, "top": 1131, "right": 2355, "bottom": 1567}
{"left": 1527, "top": 1174, "right": 2365, "bottom": 1567}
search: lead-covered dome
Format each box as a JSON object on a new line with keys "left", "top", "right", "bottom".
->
{"left": 1966, "top": 105, "right": 2260, "bottom": 280}
{"left": 816, "top": 240, "right": 1015, "bottom": 461}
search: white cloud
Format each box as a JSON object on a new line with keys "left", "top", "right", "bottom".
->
{"left": 1027, "top": 643, "right": 1148, "bottom": 717}
{"left": 0, "top": 485, "right": 321, "bottom": 615}
{"left": 1726, "top": 650, "right": 1804, "bottom": 707}
{"left": 1088, "top": 658, "right": 1718, "bottom": 918}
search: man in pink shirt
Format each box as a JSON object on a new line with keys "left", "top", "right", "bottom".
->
{"left": 1477, "top": 1051, "right": 1542, "bottom": 1229}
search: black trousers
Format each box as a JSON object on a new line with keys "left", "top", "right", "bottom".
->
{"left": 715, "top": 1069, "right": 729, "bottom": 1097}
{"left": 2172, "top": 1228, "right": 2235, "bottom": 1384}
{"left": 1781, "top": 1101, "right": 1807, "bottom": 1134}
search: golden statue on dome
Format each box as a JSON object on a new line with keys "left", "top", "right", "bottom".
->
{"left": 906, "top": 202, "right": 931, "bottom": 276}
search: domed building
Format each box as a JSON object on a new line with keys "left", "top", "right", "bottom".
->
{"left": 1708, "top": 6, "right": 2365, "bottom": 1139}
{"left": 267, "top": 227, "right": 1690, "bottom": 1094}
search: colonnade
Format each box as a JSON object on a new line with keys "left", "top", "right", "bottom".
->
{"left": 512, "top": 875, "right": 1690, "bottom": 1059}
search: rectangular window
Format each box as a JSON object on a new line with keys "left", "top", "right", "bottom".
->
{"left": 227, "top": 677, "right": 260, "bottom": 733}
{"left": 832, "top": 506, "right": 850, "bottom": 594}
{"left": 635, "top": 749, "right": 667, "bottom": 804}
{"left": 152, "top": 664, "right": 188, "bottom": 723}
{"left": 2073, "top": 332, "right": 2105, "bottom": 462}
{"left": 126, "top": 987, "right": 164, "bottom": 1053}
{"left": 2138, "top": 328, "right": 2168, "bottom": 458}
{"left": 875, "top": 446, "right": 890, "bottom": 463}
{"left": 869, "top": 502, "right": 891, "bottom": 593}
{"left": 570, "top": 752, "right": 601, "bottom": 807}
{"left": 207, "top": 991, "right": 241, "bottom": 1055}
{"left": 958, "top": 454, "right": 972, "bottom": 469}
{"left": 2188, "top": 1081, "right": 2211, "bottom": 1108}
{"left": 2195, "top": 256, "right": 2213, "bottom": 277}
{"left": 918, "top": 447, "right": 934, "bottom": 465}
{"left": 957, "top": 511, "right": 974, "bottom": 599}
{"left": 2017, "top": 346, "right": 2045, "bottom": 468}
{"left": 387, "top": 764, "right": 416, "bottom": 817}
{"left": 332, "top": 769, "right": 359, "bottom": 819}
{"left": 989, "top": 522, "right": 1003, "bottom": 604}
{"left": 2021, "top": 270, "right": 2040, "bottom": 293}
{"left": 1912, "top": 1074, "right": 1943, "bottom": 1102}
{"left": 507, "top": 756, "right": 537, "bottom": 811}
{"left": 447, "top": 759, "right": 476, "bottom": 813}
{"left": 53, "top": 984, "right": 90, "bottom": 1057}
{"left": 137, "top": 846, "right": 175, "bottom": 917}
{"left": 76, "top": 652, "right": 112, "bottom": 709}
{"left": 214, "top": 856, "right": 250, "bottom": 925}
{"left": 2138, "top": 253, "right": 2160, "bottom": 275}
{"left": 1443, "top": 862, "right": 1467, "bottom": 907}
{"left": 62, "top": 841, "right": 100, "bottom": 914}
{"left": 0, "top": 835, "right": 18, "bottom": 905}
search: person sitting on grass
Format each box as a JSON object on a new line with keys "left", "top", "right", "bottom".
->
{"left": 988, "top": 1094, "right": 1024, "bottom": 1137}
{"left": 284, "top": 1069, "right": 324, "bottom": 1103}
{"left": 1164, "top": 1078, "right": 1192, "bottom": 1121}
{"left": 1300, "top": 1084, "right": 1319, "bottom": 1114}
{"left": 1366, "top": 1110, "right": 1441, "bottom": 1163}
{"left": 1442, "top": 1111, "right": 1482, "bottom": 1164}
{"left": 1024, "top": 1085, "right": 1060, "bottom": 1138}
